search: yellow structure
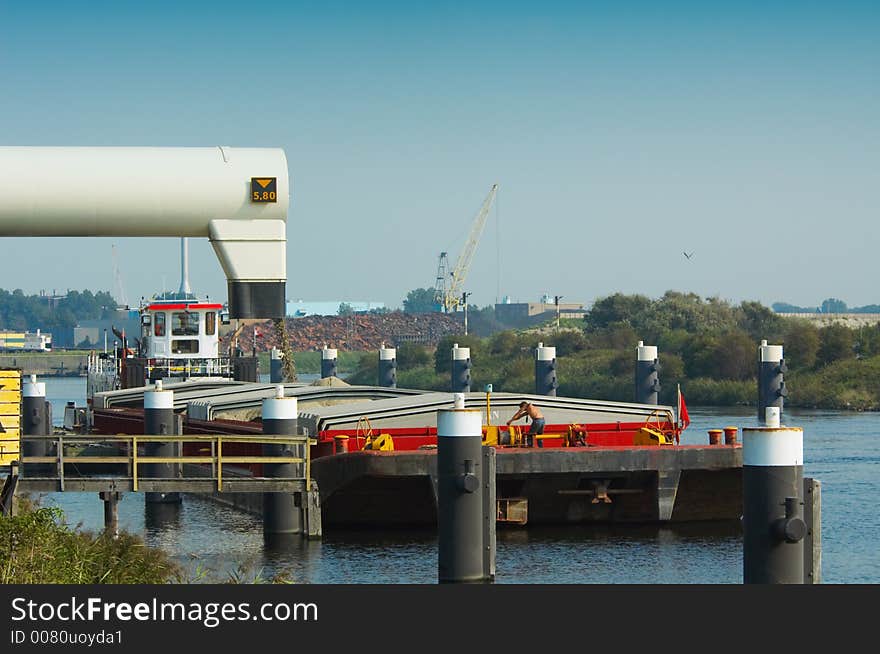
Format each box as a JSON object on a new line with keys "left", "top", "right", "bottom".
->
{"left": 0, "top": 369, "right": 21, "bottom": 465}
{"left": 363, "top": 432, "right": 395, "bottom": 451}
{"left": 633, "top": 408, "right": 676, "bottom": 446}
{"left": 356, "top": 416, "right": 395, "bottom": 451}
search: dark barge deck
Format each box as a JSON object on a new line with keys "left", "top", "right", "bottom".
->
{"left": 312, "top": 445, "right": 742, "bottom": 528}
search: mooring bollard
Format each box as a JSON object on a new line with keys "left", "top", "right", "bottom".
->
{"left": 321, "top": 345, "right": 338, "bottom": 379}
{"left": 263, "top": 385, "right": 301, "bottom": 535}
{"left": 742, "top": 410, "right": 805, "bottom": 584}
{"left": 708, "top": 429, "right": 722, "bottom": 445}
{"left": 535, "top": 342, "right": 558, "bottom": 396}
{"left": 22, "top": 374, "right": 49, "bottom": 475}
{"left": 724, "top": 426, "right": 738, "bottom": 445}
{"left": 269, "top": 346, "right": 284, "bottom": 383}
{"left": 378, "top": 343, "right": 397, "bottom": 388}
{"left": 758, "top": 340, "right": 787, "bottom": 424}
{"left": 451, "top": 343, "right": 471, "bottom": 393}
{"left": 635, "top": 341, "right": 660, "bottom": 404}
{"left": 437, "top": 393, "right": 494, "bottom": 583}
{"left": 144, "top": 380, "right": 181, "bottom": 504}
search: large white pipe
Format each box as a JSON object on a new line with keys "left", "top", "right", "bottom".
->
{"left": 0, "top": 146, "right": 290, "bottom": 318}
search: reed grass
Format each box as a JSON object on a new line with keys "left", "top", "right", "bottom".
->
{"left": 1, "top": 500, "right": 296, "bottom": 584}
{"left": 0, "top": 503, "right": 179, "bottom": 584}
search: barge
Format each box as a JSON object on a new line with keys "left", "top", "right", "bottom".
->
{"left": 89, "top": 383, "right": 742, "bottom": 528}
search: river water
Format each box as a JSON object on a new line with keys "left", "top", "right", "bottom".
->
{"left": 31, "top": 377, "right": 880, "bottom": 584}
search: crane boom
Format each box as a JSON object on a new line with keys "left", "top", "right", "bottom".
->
{"left": 444, "top": 183, "right": 498, "bottom": 312}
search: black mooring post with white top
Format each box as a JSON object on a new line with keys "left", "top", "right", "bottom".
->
{"left": 321, "top": 346, "right": 338, "bottom": 380}
{"left": 269, "top": 346, "right": 284, "bottom": 383}
{"left": 144, "top": 380, "right": 181, "bottom": 504}
{"left": 263, "top": 386, "right": 301, "bottom": 536}
{"left": 635, "top": 341, "right": 660, "bottom": 404}
{"left": 437, "top": 393, "right": 494, "bottom": 583}
{"left": 758, "top": 340, "right": 787, "bottom": 424}
{"left": 451, "top": 343, "right": 471, "bottom": 393}
{"left": 742, "top": 407, "right": 806, "bottom": 584}
{"left": 535, "top": 342, "right": 558, "bottom": 396}
{"left": 378, "top": 344, "right": 397, "bottom": 388}
{"left": 22, "top": 374, "right": 49, "bottom": 475}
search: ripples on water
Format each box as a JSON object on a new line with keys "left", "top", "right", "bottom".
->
{"left": 32, "top": 378, "right": 880, "bottom": 583}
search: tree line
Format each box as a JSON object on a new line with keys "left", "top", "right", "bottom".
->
{"left": 0, "top": 288, "right": 116, "bottom": 334}
{"left": 349, "top": 291, "right": 880, "bottom": 410}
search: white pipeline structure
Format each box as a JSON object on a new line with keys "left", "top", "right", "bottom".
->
{"left": 0, "top": 146, "right": 290, "bottom": 318}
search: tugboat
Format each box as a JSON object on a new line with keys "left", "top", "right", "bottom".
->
{"left": 85, "top": 238, "right": 252, "bottom": 406}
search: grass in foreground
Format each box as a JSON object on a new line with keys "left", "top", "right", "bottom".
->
{"left": 1, "top": 505, "right": 179, "bottom": 584}
{"left": 0, "top": 504, "right": 294, "bottom": 584}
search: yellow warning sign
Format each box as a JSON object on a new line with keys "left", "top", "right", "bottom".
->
{"left": 251, "top": 177, "right": 277, "bottom": 203}
{"left": 0, "top": 368, "right": 21, "bottom": 466}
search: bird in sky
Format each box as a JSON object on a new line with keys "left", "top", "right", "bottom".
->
{"left": 683, "top": 251, "right": 694, "bottom": 260}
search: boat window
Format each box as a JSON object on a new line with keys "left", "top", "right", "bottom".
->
{"left": 171, "top": 340, "right": 199, "bottom": 354}
{"left": 154, "top": 313, "right": 166, "bottom": 337}
{"left": 172, "top": 311, "right": 199, "bottom": 336}
{"left": 205, "top": 311, "right": 216, "bottom": 336}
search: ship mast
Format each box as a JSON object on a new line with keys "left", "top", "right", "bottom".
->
{"left": 178, "top": 237, "right": 192, "bottom": 297}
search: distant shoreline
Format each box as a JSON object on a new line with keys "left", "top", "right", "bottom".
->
{"left": 0, "top": 351, "right": 90, "bottom": 377}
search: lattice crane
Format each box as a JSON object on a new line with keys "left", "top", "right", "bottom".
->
{"left": 436, "top": 183, "right": 498, "bottom": 312}
{"left": 433, "top": 252, "right": 450, "bottom": 311}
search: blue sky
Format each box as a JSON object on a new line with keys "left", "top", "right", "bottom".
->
{"left": 1, "top": 1, "right": 877, "bottom": 311}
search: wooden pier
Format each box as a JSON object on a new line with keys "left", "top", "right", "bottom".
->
{"left": 1, "top": 433, "right": 322, "bottom": 538}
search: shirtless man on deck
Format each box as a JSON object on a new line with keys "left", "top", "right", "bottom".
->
{"left": 507, "top": 401, "right": 545, "bottom": 447}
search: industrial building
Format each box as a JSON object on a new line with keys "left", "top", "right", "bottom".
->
{"left": 494, "top": 295, "right": 586, "bottom": 328}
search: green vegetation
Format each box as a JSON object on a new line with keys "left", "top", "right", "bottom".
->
{"left": 348, "top": 291, "right": 880, "bottom": 410}
{"left": 0, "top": 288, "right": 116, "bottom": 333}
{"left": 0, "top": 504, "right": 179, "bottom": 583}
{"left": 1, "top": 502, "right": 297, "bottom": 584}
{"left": 403, "top": 287, "right": 439, "bottom": 313}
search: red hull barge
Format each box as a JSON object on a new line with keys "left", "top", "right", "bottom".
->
{"left": 91, "top": 400, "right": 742, "bottom": 528}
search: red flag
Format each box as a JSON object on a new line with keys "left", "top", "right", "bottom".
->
{"left": 678, "top": 388, "right": 690, "bottom": 430}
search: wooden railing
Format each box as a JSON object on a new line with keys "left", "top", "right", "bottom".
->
{"left": 16, "top": 434, "right": 311, "bottom": 494}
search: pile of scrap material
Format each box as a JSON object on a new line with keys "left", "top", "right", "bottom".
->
{"left": 225, "top": 312, "right": 462, "bottom": 352}
{"left": 310, "top": 376, "right": 351, "bottom": 387}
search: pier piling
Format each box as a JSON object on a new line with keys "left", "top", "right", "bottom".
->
{"left": 144, "top": 381, "right": 181, "bottom": 504}
{"left": 321, "top": 346, "right": 338, "bottom": 380}
{"left": 262, "top": 386, "right": 301, "bottom": 536}
{"left": 803, "top": 477, "right": 822, "bottom": 584}
{"left": 437, "top": 393, "right": 495, "bottom": 583}
{"left": 378, "top": 344, "right": 397, "bottom": 388}
{"left": 758, "top": 340, "right": 787, "bottom": 424}
{"left": 22, "top": 374, "right": 50, "bottom": 475}
{"left": 451, "top": 343, "right": 471, "bottom": 393}
{"left": 635, "top": 341, "right": 660, "bottom": 405}
{"left": 742, "top": 416, "right": 805, "bottom": 584}
{"left": 270, "top": 347, "right": 284, "bottom": 383}
{"left": 100, "top": 491, "right": 122, "bottom": 538}
{"left": 535, "top": 342, "right": 558, "bottom": 396}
